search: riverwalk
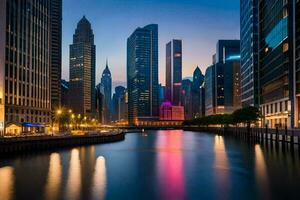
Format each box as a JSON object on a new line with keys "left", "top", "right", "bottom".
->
{"left": 0, "top": 132, "right": 125, "bottom": 154}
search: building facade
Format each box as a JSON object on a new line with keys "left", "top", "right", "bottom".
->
{"left": 258, "top": 0, "right": 295, "bottom": 128}
{"left": 101, "top": 61, "right": 112, "bottom": 124}
{"left": 215, "top": 40, "right": 241, "bottom": 114}
{"left": 204, "top": 65, "right": 216, "bottom": 116}
{"left": 192, "top": 66, "right": 204, "bottom": 117}
{"left": 0, "top": 0, "right": 59, "bottom": 135}
{"left": 50, "top": 0, "right": 62, "bottom": 110}
{"left": 159, "top": 101, "right": 184, "bottom": 121}
{"left": 69, "top": 16, "right": 96, "bottom": 117}
{"left": 61, "top": 80, "right": 69, "bottom": 108}
{"left": 240, "top": 0, "right": 259, "bottom": 107}
{"left": 166, "top": 39, "right": 182, "bottom": 106}
{"left": 111, "top": 86, "right": 125, "bottom": 122}
{"left": 95, "top": 83, "right": 105, "bottom": 124}
{"left": 127, "top": 24, "right": 159, "bottom": 125}
{"left": 181, "top": 78, "right": 193, "bottom": 119}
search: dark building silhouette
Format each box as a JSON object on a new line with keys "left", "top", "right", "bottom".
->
{"left": 101, "top": 61, "right": 112, "bottom": 124}
{"left": 181, "top": 78, "right": 193, "bottom": 119}
{"left": 61, "top": 80, "right": 70, "bottom": 108}
{"left": 159, "top": 84, "right": 166, "bottom": 105}
{"left": 69, "top": 16, "right": 96, "bottom": 117}
{"left": 166, "top": 40, "right": 182, "bottom": 106}
{"left": 204, "top": 65, "right": 216, "bottom": 115}
{"left": 0, "top": 0, "right": 60, "bottom": 135}
{"left": 240, "top": 0, "right": 259, "bottom": 107}
{"left": 199, "top": 83, "right": 206, "bottom": 117}
{"left": 112, "top": 86, "right": 126, "bottom": 122}
{"left": 191, "top": 66, "right": 204, "bottom": 117}
{"left": 95, "top": 83, "right": 105, "bottom": 124}
{"left": 50, "top": 0, "right": 62, "bottom": 110}
{"left": 127, "top": 24, "right": 159, "bottom": 125}
{"left": 204, "top": 40, "right": 241, "bottom": 116}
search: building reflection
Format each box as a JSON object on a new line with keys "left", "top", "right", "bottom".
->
{"left": 65, "top": 148, "right": 82, "bottom": 200}
{"left": 0, "top": 166, "right": 14, "bottom": 200}
{"left": 156, "top": 130, "right": 186, "bottom": 200}
{"left": 213, "top": 135, "right": 229, "bottom": 198}
{"left": 91, "top": 156, "right": 107, "bottom": 200}
{"left": 255, "top": 144, "right": 270, "bottom": 199}
{"left": 44, "top": 153, "right": 62, "bottom": 200}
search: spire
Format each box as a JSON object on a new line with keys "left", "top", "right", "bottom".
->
{"left": 106, "top": 58, "right": 108, "bottom": 67}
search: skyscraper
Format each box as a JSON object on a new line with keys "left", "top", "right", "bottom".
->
{"left": 204, "top": 65, "right": 216, "bottom": 116}
{"left": 50, "top": 0, "right": 62, "bottom": 110}
{"left": 192, "top": 66, "right": 204, "bottom": 117}
{"left": 101, "top": 61, "right": 112, "bottom": 124}
{"left": 240, "top": 0, "right": 259, "bottom": 107}
{"left": 258, "top": 0, "right": 297, "bottom": 128}
{"left": 181, "top": 78, "right": 193, "bottom": 119}
{"left": 166, "top": 39, "right": 182, "bottom": 106}
{"left": 0, "top": 0, "right": 60, "bottom": 135}
{"left": 204, "top": 40, "right": 241, "bottom": 116}
{"left": 127, "top": 24, "right": 159, "bottom": 125}
{"left": 95, "top": 83, "right": 105, "bottom": 124}
{"left": 215, "top": 40, "right": 241, "bottom": 114}
{"left": 112, "top": 86, "right": 125, "bottom": 122}
{"left": 69, "top": 16, "right": 96, "bottom": 117}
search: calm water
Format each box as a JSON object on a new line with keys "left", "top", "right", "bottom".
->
{"left": 1, "top": 130, "right": 300, "bottom": 200}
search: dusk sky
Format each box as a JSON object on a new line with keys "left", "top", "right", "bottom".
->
{"left": 62, "top": 0, "right": 240, "bottom": 88}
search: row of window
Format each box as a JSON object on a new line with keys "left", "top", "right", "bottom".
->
{"left": 261, "top": 100, "right": 289, "bottom": 115}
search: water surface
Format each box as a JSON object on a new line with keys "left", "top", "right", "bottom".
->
{"left": 0, "top": 130, "right": 300, "bottom": 200}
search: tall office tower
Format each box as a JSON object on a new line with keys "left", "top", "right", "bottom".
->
{"left": 240, "top": 0, "right": 259, "bottom": 107}
{"left": 181, "top": 78, "right": 193, "bottom": 119}
{"left": 215, "top": 40, "right": 241, "bottom": 114}
{"left": 258, "top": 0, "right": 297, "bottom": 128}
{"left": 0, "top": 0, "right": 59, "bottom": 135}
{"left": 159, "top": 84, "right": 166, "bottom": 105}
{"left": 192, "top": 66, "right": 204, "bottom": 117}
{"left": 204, "top": 65, "right": 216, "bottom": 116}
{"left": 101, "top": 61, "right": 112, "bottom": 124}
{"left": 61, "top": 80, "right": 70, "bottom": 108}
{"left": 112, "top": 86, "right": 125, "bottom": 122}
{"left": 50, "top": 0, "right": 62, "bottom": 110}
{"left": 127, "top": 24, "right": 159, "bottom": 125}
{"left": 95, "top": 83, "right": 105, "bottom": 124}
{"left": 199, "top": 83, "right": 206, "bottom": 117}
{"left": 69, "top": 16, "right": 96, "bottom": 117}
{"left": 166, "top": 39, "right": 182, "bottom": 106}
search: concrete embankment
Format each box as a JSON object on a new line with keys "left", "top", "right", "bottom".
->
{"left": 0, "top": 132, "right": 125, "bottom": 154}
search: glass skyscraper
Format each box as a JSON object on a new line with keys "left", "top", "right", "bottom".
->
{"left": 127, "top": 24, "right": 159, "bottom": 125}
{"left": 0, "top": 0, "right": 60, "bottom": 135}
{"left": 240, "top": 0, "right": 259, "bottom": 107}
{"left": 166, "top": 39, "right": 182, "bottom": 106}
{"left": 204, "top": 65, "right": 216, "bottom": 116}
{"left": 69, "top": 16, "right": 96, "bottom": 117}
{"left": 258, "top": 0, "right": 295, "bottom": 128}
{"left": 204, "top": 40, "right": 241, "bottom": 116}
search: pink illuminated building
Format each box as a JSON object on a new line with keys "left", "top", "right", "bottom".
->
{"left": 160, "top": 101, "right": 184, "bottom": 121}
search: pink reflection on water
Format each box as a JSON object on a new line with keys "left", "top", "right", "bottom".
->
{"left": 156, "top": 130, "right": 186, "bottom": 200}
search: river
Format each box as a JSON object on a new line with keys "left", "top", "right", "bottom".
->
{"left": 0, "top": 130, "right": 300, "bottom": 200}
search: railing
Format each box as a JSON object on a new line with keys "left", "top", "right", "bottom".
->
{"left": 184, "top": 126, "right": 300, "bottom": 145}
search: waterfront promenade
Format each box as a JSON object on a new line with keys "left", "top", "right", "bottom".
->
{"left": 0, "top": 131, "right": 125, "bottom": 154}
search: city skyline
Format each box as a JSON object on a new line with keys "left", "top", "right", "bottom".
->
{"left": 61, "top": 0, "right": 240, "bottom": 87}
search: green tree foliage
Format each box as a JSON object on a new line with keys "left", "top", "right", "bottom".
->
{"left": 183, "top": 106, "right": 260, "bottom": 126}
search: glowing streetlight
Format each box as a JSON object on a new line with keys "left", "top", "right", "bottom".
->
{"left": 57, "top": 109, "right": 62, "bottom": 115}
{"left": 68, "top": 109, "right": 72, "bottom": 113}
